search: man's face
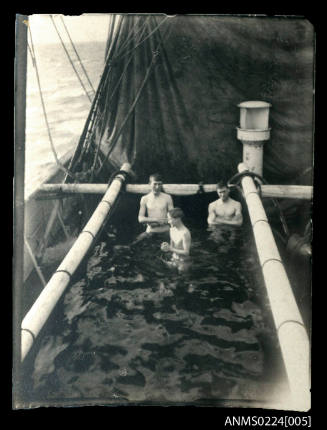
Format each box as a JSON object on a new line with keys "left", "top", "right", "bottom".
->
{"left": 150, "top": 179, "right": 163, "bottom": 195}
{"left": 217, "top": 186, "right": 229, "bottom": 201}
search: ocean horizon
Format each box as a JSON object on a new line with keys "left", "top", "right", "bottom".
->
{"left": 25, "top": 40, "right": 107, "bottom": 199}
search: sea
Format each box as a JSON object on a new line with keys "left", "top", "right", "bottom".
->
{"left": 21, "top": 40, "right": 289, "bottom": 408}
{"left": 25, "top": 40, "right": 107, "bottom": 199}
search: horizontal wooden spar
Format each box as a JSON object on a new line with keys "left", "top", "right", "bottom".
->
{"left": 37, "top": 183, "right": 217, "bottom": 195}
{"left": 260, "top": 185, "right": 312, "bottom": 200}
{"left": 38, "top": 183, "right": 313, "bottom": 199}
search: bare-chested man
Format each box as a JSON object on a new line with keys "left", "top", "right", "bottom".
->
{"left": 208, "top": 181, "right": 243, "bottom": 227}
{"left": 136, "top": 173, "right": 174, "bottom": 241}
{"left": 161, "top": 207, "right": 192, "bottom": 272}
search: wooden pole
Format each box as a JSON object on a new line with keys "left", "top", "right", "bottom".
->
{"left": 21, "top": 163, "right": 131, "bottom": 362}
{"left": 260, "top": 185, "right": 312, "bottom": 200}
{"left": 38, "top": 183, "right": 313, "bottom": 199}
{"left": 238, "top": 163, "right": 310, "bottom": 411}
{"left": 13, "top": 14, "right": 28, "bottom": 407}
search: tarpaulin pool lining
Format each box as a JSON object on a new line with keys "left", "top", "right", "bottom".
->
{"left": 74, "top": 14, "right": 314, "bottom": 188}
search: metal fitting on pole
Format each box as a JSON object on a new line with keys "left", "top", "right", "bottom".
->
{"left": 237, "top": 101, "right": 271, "bottom": 177}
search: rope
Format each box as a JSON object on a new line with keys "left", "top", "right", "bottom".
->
{"left": 21, "top": 328, "right": 36, "bottom": 342}
{"left": 89, "top": 18, "right": 157, "bottom": 177}
{"left": 50, "top": 15, "right": 93, "bottom": 102}
{"left": 111, "top": 15, "right": 170, "bottom": 64}
{"left": 56, "top": 202, "right": 70, "bottom": 240}
{"left": 96, "top": 55, "right": 157, "bottom": 174}
{"left": 24, "top": 236, "right": 47, "bottom": 287}
{"left": 116, "top": 15, "right": 150, "bottom": 56}
{"left": 96, "top": 19, "right": 172, "bottom": 175}
{"left": 277, "top": 319, "right": 306, "bottom": 334}
{"left": 106, "top": 169, "right": 131, "bottom": 192}
{"left": 59, "top": 16, "right": 96, "bottom": 94}
{"left": 71, "top": 17, "right": 127, "bottom": 176}
{"left": 197, "top": 182, "right": 205, "bottom": 194}
{"left": 89, "top": 48, "right": 136, "bottom": 176}
{"left": 227, "top": 170, "right": 265, "bottom": 188}
{"left": 227, "top": 170, "right": 290, "bottom": 238}
{"left": 27, "top": 24, "right": 76, "bottom": 180}
{"left": 55, "top": 269, "right": 72, "bottom": 279}
{"left": 27, "top": 43, "right": 35, "bottom": 66}
{"left": 71, "top": 16, "right": 168, "bottom": 180}
{"left": 65, "top": 45, "right": 115, "bottom": 178}
{"left": 105, "top": 15, "right": 117, "bottom": 59}
{"left": 82, "top": 230, "right": 96, "bottom": 240}
{"left": 65, "top": 16, "right": 170, "bottom": 181}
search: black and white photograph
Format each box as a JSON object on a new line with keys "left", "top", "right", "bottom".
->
{"left": 13, "top": 13, "right": 313, "bottom": 411}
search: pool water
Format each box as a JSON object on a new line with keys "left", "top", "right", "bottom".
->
{"left": 22, "top": 221, "right": 288, "bottom": 407}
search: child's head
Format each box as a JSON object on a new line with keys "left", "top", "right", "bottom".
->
{"left": 168, "top": 207, "right": 184, "bottom": 219}
{"left": 168, "top": 208, "right": 184, "bottom": 227}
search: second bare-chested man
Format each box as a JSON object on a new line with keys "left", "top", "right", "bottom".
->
{"left": 208, "top": 181, "right": 243, "bottom": 227}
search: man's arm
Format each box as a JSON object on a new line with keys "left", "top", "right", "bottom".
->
{"left": 138, "top": 196, "right": 148, "bottom": 224}
{"left": 207, "top": 202, "right": 217, "bottom": 225}
{"left": 232, "top": 202, "right": 243, "bottom": 226}
{"left": 167, "top": 194, "right": 174, "bottom": 211}
{"left": 210, "top": 202, "right": 243, "bottom": 226}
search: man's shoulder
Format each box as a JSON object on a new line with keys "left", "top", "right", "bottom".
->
{"left": 209, "top": 199, "right": 219, "bottom": 207}
{"left": 183, "top": 226, "right": 191, "bottom": 238}
{"left": 140, "top": 194, "right": 150, "bottom": 203}
{"left": 161, "top": 192, "right": 173, "bottom": 200}
{"left": 230, "top": 198, "right": 241, "bottom": 206}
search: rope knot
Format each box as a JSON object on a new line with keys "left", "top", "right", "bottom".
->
{"left": 197, "top": 182, "right": 205, "bottom": 194}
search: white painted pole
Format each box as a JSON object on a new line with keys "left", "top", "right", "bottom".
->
{"left": 38, "top": 183, "right": 313, "bottom": 200}
{"left": 21, "top": 163, "right": 131, "bottom": 362}
{"left": 38, "top": 183, "right": 218, "bottom": 195}
{"left": 238, "top": 163, "right": 310, "bottom": 411}
{"left": 260, "top": 184, "right": 312, "bottom": 200}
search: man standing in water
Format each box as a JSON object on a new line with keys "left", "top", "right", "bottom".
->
{"left": 161, "top": 207, "right": 191, "bottom": 272}
{"left": 136, "top": 173, "right": 174, "bottom": 240}
{"left": 208, "top": 181, "right": 243, "bottom": 226}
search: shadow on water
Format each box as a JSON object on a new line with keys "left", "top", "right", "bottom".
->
{"left": 21, "top": 214, "right": 289, "bottom": 407}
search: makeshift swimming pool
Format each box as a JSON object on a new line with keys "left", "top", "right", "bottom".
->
{"left": 21, "top": 218, "right": 288, "bottom": 407}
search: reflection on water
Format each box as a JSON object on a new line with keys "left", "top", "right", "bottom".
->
{"left": 23, "top": 224, "right": 287, "bottom": 406}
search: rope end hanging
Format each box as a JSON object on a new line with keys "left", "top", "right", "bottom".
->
{"left": 197, "top": 182, "right": 205, "bottom": 194}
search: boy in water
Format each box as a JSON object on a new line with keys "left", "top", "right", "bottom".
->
{"left": 207, "top": 180, "right": 243, "bottom": 248}
{"left": 208, "top": 180, "right": 243, "bottom": 226}
{"left": 160, "top": 207, "right": 192, "bottom": 272}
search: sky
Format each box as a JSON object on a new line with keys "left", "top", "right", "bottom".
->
{"left": 28, "top": 14, "right": 112, "bottom": 45}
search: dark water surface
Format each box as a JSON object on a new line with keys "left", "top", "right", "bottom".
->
{"left": 22, "top": 222, "right": 288, "bottom": 407}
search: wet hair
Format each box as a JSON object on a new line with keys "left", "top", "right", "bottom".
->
{"left": 149, "top": 173, "right": 163, "bottom": 183}
{"left": 216, "top": 180, "right": 228, "bottom": 189}
{"left": 168, "top": 207, "right": 184, "bottom": 219}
